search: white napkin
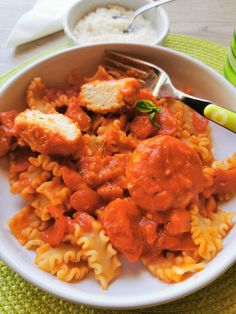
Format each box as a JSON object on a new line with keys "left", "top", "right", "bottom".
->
{"left": 6, "top": 0, "right": 78, "bottom": 48}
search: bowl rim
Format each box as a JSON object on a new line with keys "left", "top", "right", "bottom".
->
{"left": 62, "top": 0, "right": 170, "bottom": 45}
{"left": 0, "top": 42, "right": 236, "bottom": 309}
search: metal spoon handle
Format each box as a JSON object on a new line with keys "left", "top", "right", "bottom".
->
{"left": 130, "top": 0, "right": 175, "bottom": 25}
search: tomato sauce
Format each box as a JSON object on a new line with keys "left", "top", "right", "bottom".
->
{"left": 157, "top": 105, "right": 177, "bottom": 136}
{"left": 74, "top": 211, "right": 93, "bottom": 232}
{"left": 9, "top": 147, "right": 34, "bottom": 173}
{"left": 0, "top": 110, "right": 17, "bottom": 158}
{"left": 213, "top": 168, "right": 236, "bottom": 196}
{"left": 62, "top": 167, "right": 85, "bottom": 191}
{"left": 100, "top": 198, "right": 144, "bottom": 262}
{"left": 165, "top": 209, "right": 191, "bottom": 235}
{"left": 79, "top": 154, "right": 128, "bottom": 188}
{"left": 41, "top": 205, "right": 67, "bottom": 246}
{"left": 130, "top": 114, "right": 156, "bottom": 139}
{"left": 46, "top": 86, "right": 78, "bottom": 101}
{"left": 156, "top": 231, "right": 196, "bottom": 251}
{"left": 66, "top": 97, "right": 91, "bottom": 131}
{"left": 70, "top": 187, "right": 102, "bottom": 214}
{"left": 192, "top": 111, "right": 208, "bottom": 133}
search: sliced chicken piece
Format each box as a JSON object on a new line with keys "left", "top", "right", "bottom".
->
{"left": 78, "top": 78, "right": 141, "bottom": 114}
{"left": 15, "top": 109, "right": 81, "bottom": 156}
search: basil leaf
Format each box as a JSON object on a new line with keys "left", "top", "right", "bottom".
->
{"left": 135, "top": 99, "right": 155, "bottom": 113}
{"left": 135, "top": 98, "right": 161, "bottom": 129}
{"left": 153, "top": 106, "right": 161, "bottom": 113}
{"left": 149, "top": 111, "right": 160, "bottom": 129}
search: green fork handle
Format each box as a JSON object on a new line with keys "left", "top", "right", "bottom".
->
{"left": 204, "top": 104, "right": 236, "bottom": 132}
{"left": 180, "top": 95, "right": 236, "bottom": 133}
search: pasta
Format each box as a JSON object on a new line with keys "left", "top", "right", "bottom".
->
{"left": 203, "top": 154, "right": 236, "bottom": 201}
{"left": 142, "top": 252, "right": 205, "bottom": 283}
{"left": 8, "top": 206, "right": 47, "bottom": 249}
{"left": 212, "top": 152, "right": 236, "bottom": 170}
{"left": 36, "top": 177, "right": 71, "bottom": 208}
{"left": 31, "top": 177, "right": 71, "bottom": 221}
{"left": 27, "top": 78, "right": 55, "bottom": 113}
{"left": 61, "top": 219, "right": 121, "bottom": 289}
{"left": 29, "top": 154, "right": 63, "bottom": 177}
{"left": 1, "top": 65, "right": 235, "bottom": 289}
{"left": 10, "top": 164, "right": 51, "bottom": 201}
{"left": 211, "top": 210, "right": 234, "bottom": 237}
{"left": 75, "top": 220, "right": 121, "bottom": 289}
{"left": 190, "top": 204, "right": 234, "bottom": 260}
{"left": 35, "top": 244, "right": 89, "bottom": 282}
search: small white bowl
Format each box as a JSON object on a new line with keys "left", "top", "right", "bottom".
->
{"left": 63, "top": 0, "right": 169, "bottom": 45}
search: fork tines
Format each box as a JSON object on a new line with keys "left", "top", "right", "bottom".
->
{"left": 103, "top": 50, "right": 155, "bottom": 81}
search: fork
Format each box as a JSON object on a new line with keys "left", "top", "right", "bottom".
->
{"left": 103, "top": 50, "right": 236, "bottom": 133}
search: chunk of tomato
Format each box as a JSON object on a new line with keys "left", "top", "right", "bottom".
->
{"left": 100, "top": 198, "right": 143, "bottom": 262}
{"left": 165, "top": 209, "right": 191, "bottom": 235}
{"left": 70, "top": 187, "right": 101, "bottom": 213}
{"left": 41, "top": 205, "right": 67, "bottom": 246}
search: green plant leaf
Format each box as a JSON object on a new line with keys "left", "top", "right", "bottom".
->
{"left": 149, "top": 111, "right": 160, "bottom": 129}
{"left": 135, "top": 99, "right": 161, "bottom": 128}
{"left": 135, "top": 99, "right": 156, "bottom": 113}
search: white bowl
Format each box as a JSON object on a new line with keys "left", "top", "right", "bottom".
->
{"left": 0, "top": 43, "right": 236, "bottom": 309}
{"left": 63, "top": 0, "right": 169, "bottom": 45}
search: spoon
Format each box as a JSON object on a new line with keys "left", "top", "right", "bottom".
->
{"left": 123, "top": 0, "right": 176, "bottom": 33}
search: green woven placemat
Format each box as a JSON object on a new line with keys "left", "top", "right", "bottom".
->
{"left": 0, "top": 33, "right": 235, "bottom": 314}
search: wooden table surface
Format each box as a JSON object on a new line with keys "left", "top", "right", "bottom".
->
{"left": 0, "top": 0, "right": 235, "bottom": 76}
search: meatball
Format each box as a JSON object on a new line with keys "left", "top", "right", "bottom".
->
{"left": 127, "top": 135, "right": 204, "bottom": 212}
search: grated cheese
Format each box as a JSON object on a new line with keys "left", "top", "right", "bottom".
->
{"left": 73, "top": 5, "right": 157, "bottom": 44}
